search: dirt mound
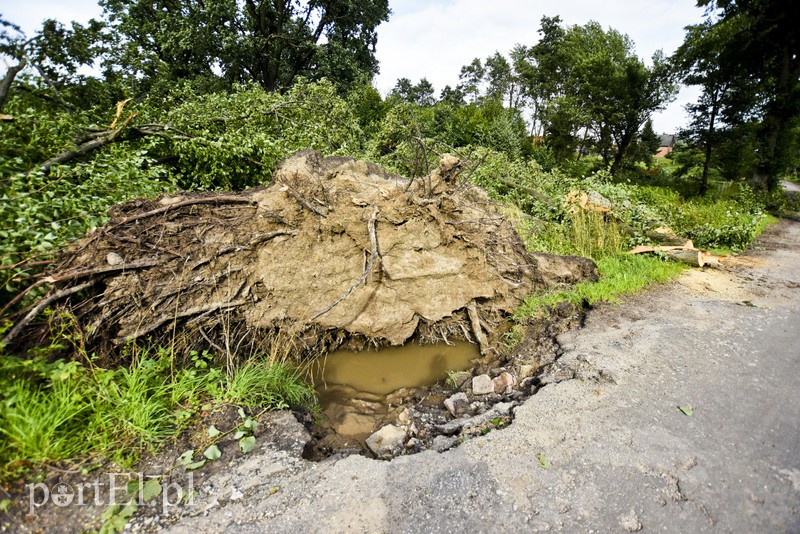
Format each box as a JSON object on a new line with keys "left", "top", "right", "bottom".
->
{"left": 7, "top": 151, "right": 595, "bottom": 360}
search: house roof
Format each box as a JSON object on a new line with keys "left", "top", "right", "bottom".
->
{"left": 659, "top": 134, "right": 675, "bottom": 148}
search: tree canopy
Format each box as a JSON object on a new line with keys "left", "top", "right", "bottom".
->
{"left": 99, "top": 0, "right": 390, "bottom": 93}
{"left": 676, "top": 0, "right": 800, "bottom": 191}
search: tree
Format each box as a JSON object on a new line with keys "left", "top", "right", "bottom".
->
{"left": 458, "top": 58, "right": 484, "bottom": 102}
{"left": 513, "top": 16, "right": 567, "bottom": 137}
{"left": 628, "top": 119, "right": 661, "bottom": 167}
{"left": 515, "top": 18, "right": 676, "bottom": 173}
{"left": 0, "top": 16, "right": 107, "bottom": 112}
{"left": 439, "top": 85, "right": 465, "bottom": 106}
{"left": 674, "top": 19, "right": 738, "bottom": 194}
{"left": 690, "top": 0, "right": 800, "bottom": 191}
{"left": 99, "top": 0, "right": 390, "bottom": 93}
{"left": 389, "top": 77, "right": 435, "bottom": 107}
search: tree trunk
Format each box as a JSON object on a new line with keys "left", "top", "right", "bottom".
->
{"left": 0, "top": 58, "right": 27, "bottom": 114}
{"left": 610, "top": 129, "right": 635, "bottom": 176}
{"left": 700, "top": 89, "right": 719, "bottom": 196}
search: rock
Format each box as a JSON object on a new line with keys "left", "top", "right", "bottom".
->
{"left": 228, "top": 487, "right": 243, "bottom": 501}
{"left": 472, "top": 374, "right": 494, "bottom": 395}
{"left": 444, "top": 392, "right": 471, "bottom": 418}
{"left": 470, "top": 402, "right": 487, "bottom": 413}
{"left": 519, "top": 364, "right": 535, "bottom": 378}
{"left": 158, "top": 195, "right": 185, "bottom": 206}
{"left": 530, "top": 252, "right": 598, "bottom": 290}
{"left": 365, "top": 424, "right": 406, "bottom": 457}
{"left": 493, "top": 372, "right": 516, "bottom": 394}
{"left": 397, "top": 408, "right": 410, "bottom": 424}
{"left": 618, "top": 509, "right": 642, "bottom": 532}
{"left": 431, "top": 434, "right": 459, "bottom": 452}
{"left": 106, "top": 252, "right": 125, "bottom": 266}
{"left": 435, "top": 402, "right": 515, "bottom": 436}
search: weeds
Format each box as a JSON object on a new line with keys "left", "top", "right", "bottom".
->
{"left": 0, "top": 340, "right": 316, "bottom": 483}
{"left": 515, "top": 254, "right": 686, "bottom": 320}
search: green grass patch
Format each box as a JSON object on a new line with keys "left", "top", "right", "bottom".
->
{"left": 515, "top": 254, "right": 686, "bottom": 319}
{"left": 0, "top": 343, "right": 316, "bottom": 482}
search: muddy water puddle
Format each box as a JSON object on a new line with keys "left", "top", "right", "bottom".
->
{"left": 309, "top": 341, "right": 480, "bottom": 452}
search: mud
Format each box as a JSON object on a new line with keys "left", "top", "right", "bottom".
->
{"left": 10, "top": 151, "right": 581, "bottom": 363}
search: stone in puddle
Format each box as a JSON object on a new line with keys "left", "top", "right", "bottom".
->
{"left": 493, "top": 372, "right": 516, "bottom": 393}
{"left": 366, "top": 424, "right": 406, "bottom": 457}
{"left": 472, "top": 374, "right": 494, "bottom": 395}
{"left": 444, "top": 392, "right": 471, "bottom": 417}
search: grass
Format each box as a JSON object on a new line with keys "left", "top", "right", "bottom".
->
{"left": 0, "top": 342, "right": 317, "bottom": 482}
{"left": 515, "top": 254, "right": 687, "bottom": 320}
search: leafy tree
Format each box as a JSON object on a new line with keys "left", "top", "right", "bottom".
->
{"left": 689, "top": 0, "right": 800, "bottom": 191}
{"left": 673, "top": 18, "right": 755, "bottom": 193}
{"left": 515, "top": 18, "right": 676, "bottom": 173}
{"left": 512, "top": 16, "right": 567, "bottom": 137}
{"left": 347, "top": 80, "right": 387, "bottom": 140}
{"left": 439, "top": 85, "right": 465, "bottom": 106}
{"left": 628, "top": 119, "right": 661, "bottom": 167}
{"left": 389, "top": 77, "right": 435, "bottom": 107}
{"left": 98, "top": 0, "right": 390, "bottom": 93}
{"left": 458, "top": 58, "right": 485, "bottom": 102}
{"left": 0, "top": 16, "right": 108, "bottom": 112}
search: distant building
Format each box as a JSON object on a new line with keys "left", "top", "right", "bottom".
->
{"left": 655, "top": 134, "right": 675, "bottom": 158}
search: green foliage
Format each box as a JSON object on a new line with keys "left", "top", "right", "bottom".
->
{"left": 515, "top": 254, "right": 686, "bottom": 319}
{"left": 97, "top": 0, "right": 390, "bottom": 93}
{"left": 514, "top": 17, "right": 676, "bottom": 173}
{"left": 0, "top": 341, "right": 316, "bottom": 482}
{"left": 216, "top": 359, "right": 317, "bottom": 409}
{"left": 631, "top": 183, "right": 767, "bottom": 250}
{"left": 0, "top": 147, "right": 170, "bottom": 306}
{"left": 683, "top": 0, "right": 800, "bottom": 190}
{"left": 145, "top": 79, "right": 360, "bottom": 189}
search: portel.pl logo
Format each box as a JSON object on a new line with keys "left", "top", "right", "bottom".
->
{"left": 27, "top": 473, "right": 193, "bottom": 515}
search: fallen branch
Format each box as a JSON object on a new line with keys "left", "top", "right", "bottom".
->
{"left": 628, "top": 241, "right": 722, "bottom": 268}
{"left": 0, "top": 258, "right": 161, "bottom": 319}
{"left": 0, "top": 58, "right": 27, "bottom": 114}
{"left": 37, "top": 111, "right": 138, "bottom": 174}
{"left": 3, "top": 281, "right": 96, "bottom": 344}
{"left": 311, "top": 207, "right": 380, "bottom": 320}
{"left": 46, "top": 258, "right": 162, "bottom": 283}
{"left": 0, "top": 257, "right": 53, "bottom": 272}
{"left": 497, "top": 177, "right": 555, "bottom": 206}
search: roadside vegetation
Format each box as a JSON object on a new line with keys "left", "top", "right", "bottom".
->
{"left": 1, "top": 0, "right": 797, "bottom": 487}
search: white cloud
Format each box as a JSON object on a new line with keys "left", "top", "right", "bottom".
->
{"left": 1, "top": 0, "right": 102, "bottom": 36}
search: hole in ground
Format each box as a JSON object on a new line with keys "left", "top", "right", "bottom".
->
{"left": 300, "top": 307, "right": 584, "bottom": 461}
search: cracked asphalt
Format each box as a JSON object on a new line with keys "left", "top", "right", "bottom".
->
{"left": 157, "top": 219, "right": 800, "bottom": 533}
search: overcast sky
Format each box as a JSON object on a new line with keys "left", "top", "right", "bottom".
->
{"left": 2, "top": 0, "right": 704, "bottom": 133}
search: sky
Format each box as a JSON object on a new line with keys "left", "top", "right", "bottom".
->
{"left": 1, "top": 0, "right": 705, "bottom": 133}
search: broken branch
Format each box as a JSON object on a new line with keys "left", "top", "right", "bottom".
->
{"left": 3, "top": 280, "right": 96, "bottom": 344}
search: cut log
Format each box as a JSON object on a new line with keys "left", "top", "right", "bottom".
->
{"left": 665, "top": 249, "right": 706, "bottom": 267}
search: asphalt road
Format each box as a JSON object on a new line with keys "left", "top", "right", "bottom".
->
{"left": 163, "top": 219, "right": 800, "bottom": 534}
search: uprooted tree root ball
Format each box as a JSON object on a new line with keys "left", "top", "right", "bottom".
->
{"left": 5, "top": 151, "right": 597, "bottom": 363}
